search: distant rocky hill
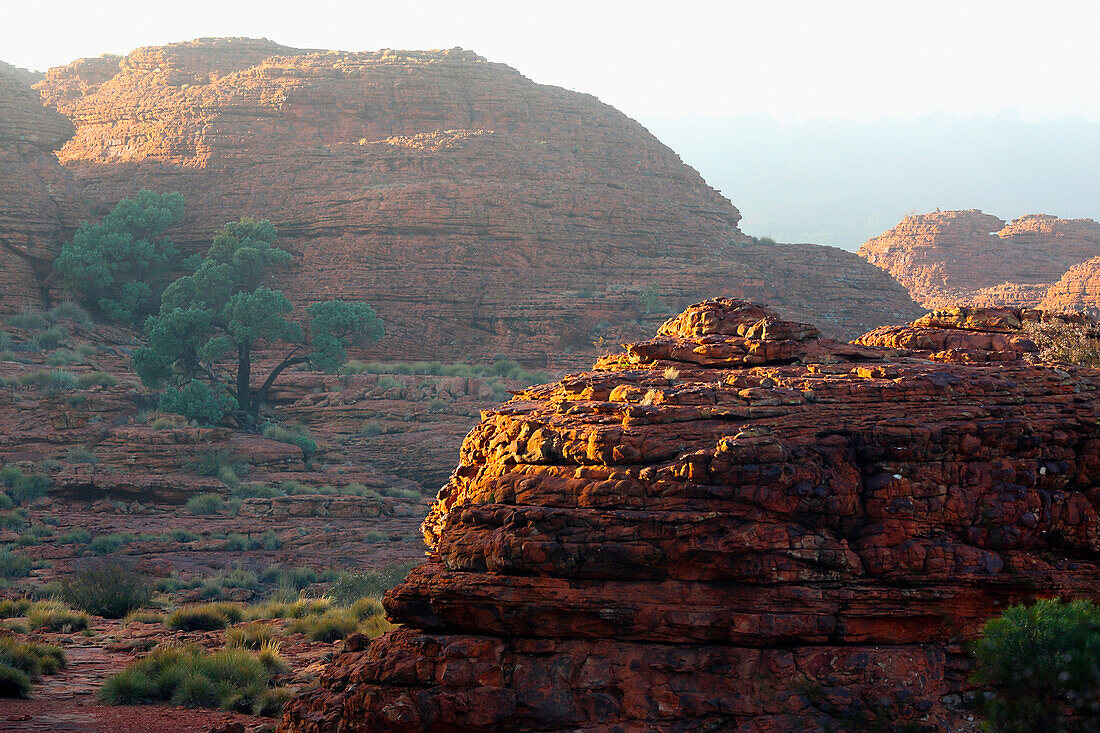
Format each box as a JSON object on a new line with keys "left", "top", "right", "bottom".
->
{"left": 859, "top": 209, "right": 1100, "bottom": 312}
{"left": 27, "top": 37, "right": 920, "bottom": 367}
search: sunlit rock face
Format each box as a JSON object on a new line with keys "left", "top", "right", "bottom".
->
{"left": 280, "top": 298, "right": 1100, "bottom": 732}
{"left": 0, "top": 64, "right": 86, "bottom": 314}
{"left": 859, "top": 209, "right": 1100, "bottom": 311}
{"left": 38, "top": 38, "right": 920, "bottom": 367}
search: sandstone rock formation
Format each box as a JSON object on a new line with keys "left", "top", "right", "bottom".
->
{"left": 280, "top": 298, "right": 1100, "bottom": 732}
{"left": 859, "top": 209, "right": 1100, "bottom": 311}
{"left": 1040, "top": 256, "right": 1100, "bottom": 315}
{"left": 36, "top": 38, "right": 921, "bottom": 366}
{"left": 0, "top": 64, "right": 86, "bottom": 314}
{"left": 856, "top": 304, "right": 1094, "bottom": 362}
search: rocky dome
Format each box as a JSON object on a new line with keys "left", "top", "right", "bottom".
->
{"left": 35, "top": 38, "right": 921, "bottom": 366}
{"left": 1040, "top": 256, "right": 1100, "bottom": 315}
{"left": 279, "top": 298, "right": 1100, "bottom": 732}
{"left": 858, "top": 209, "right": 1100, "bottom": 311}
{"left": 0, "top": 64, "right": 87, "bottom": 314}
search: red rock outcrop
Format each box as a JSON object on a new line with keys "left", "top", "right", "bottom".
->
{"left": 1040, "top": 256, "right": 1100, "bottom": 315}
{"left": 859, "top": 209, "right": 1100, "bottom": 310}
{"left": 279, "top": 298, "right": 1100, "bottom": 732}
{"left": 0, "top": 64, "right": 87, "bottom": 314}
{"left": 856, "top": 304, "right": 1096, "bottom": 362}
{"left": 37, "top": 38, "right": 921, "bottom": 366}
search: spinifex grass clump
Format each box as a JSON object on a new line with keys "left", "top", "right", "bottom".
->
{"left": 98, "top": 642, "right": 289, "bottom": 714}
{"left": 0, "top": 636, "right": 66, "bottom": 698}
{"left": 166, "top": 602, "right": 244, "bottom": 631}
{"left": 284, "top": 597, "right": 392, "bottom": 642}
{"left": 27, "top": 600, "right": 89, "bottom": 633}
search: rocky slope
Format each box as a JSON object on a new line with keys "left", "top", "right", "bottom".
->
{"left": 35, "top": 38, "right": 921, "bottom": 367}
{"left": 1040, "top": 256, "right": 1100, "bottom": 314}
{"left": 859, "top": 209, "right": 1100, "bottom": 310}
{"left": 281, "top": 298, "right": 1100, "bottom": 732}
{"left": 0, "top": 65, "right": 87, "bottom": 315}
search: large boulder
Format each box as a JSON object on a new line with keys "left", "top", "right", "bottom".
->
{"left": 280, "top": 298, "right": 1100, "bottom": 732}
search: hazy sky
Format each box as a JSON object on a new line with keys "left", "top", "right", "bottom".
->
{"left": 2, "top": 0, "right": 1098, "bottom": 122}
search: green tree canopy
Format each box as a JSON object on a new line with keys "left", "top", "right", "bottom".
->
{"left": 134, "top": 218, "right": 383, "bottom": 425}
{"left": 54, "top": 190, "right": 185, "bottom": 324}
{"left": 972, "top": 597, "right": 1100, "bottom": 732}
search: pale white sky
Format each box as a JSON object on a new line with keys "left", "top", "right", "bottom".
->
{"left": 2, "top": 0, "right": 1098, "bottom": 121}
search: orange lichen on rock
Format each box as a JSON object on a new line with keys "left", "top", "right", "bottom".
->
{"left": 279, "top": 298, "right": 1100, "bottom": 732}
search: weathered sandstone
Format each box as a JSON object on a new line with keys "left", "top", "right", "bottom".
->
{"left": 281, "top": 298, "right": 1100, "bottom": 732}
{"left": 859, "top": 209, "right": 1100, "bottom": 310}
{"left": 0, "top": 64, "right": 86, "bottom": 314}
{"left": 36, "top": 38, "right": 921, "bottom": 366}
{"left": 1040, "top": 256, "right": 1100, "bottom": 315}
{"left": 856, "top": 304, "right": 1095, "bottom": 362}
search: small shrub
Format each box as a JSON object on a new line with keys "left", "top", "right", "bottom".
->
{"left": 0, "top": 550, "right": 32, "bottom": 579}
{"left": 357, "top": 420, "right": 385, "bottom": 437}
{"left": 27, "top": 601, "right": 89, "bottom": 633}
{"left": 375, "top": 375, "right": 403, "bottom": 391}
{"left": 46, "top": 348, "right": 83, "bottom": 366}
{"left": 426, "top": 398, "right": 450, "bottom": 414}
{"left": 379, "top": 486, "right": 420, "bottom": 501}
{"left": 972, "top": 598, "right": 1100, "bottom": 732}
{"left": 0, "top": 466, "right": 22, "bottom": 487}
{"left": 124, "top": 610, "right": 165, "bottom": 624}
{"left": 61, "top": 562, "right": 153, "bottom": 618}
{"left": 65, "top": 445, "right": 98, "bottom": 464}
{"left": 47, "top": 302, "right": 93, "bottom": 328}
{"left": 77, "top": 371, "right": 117, "bottom": 388}
{"left": 362, "top": 530, "right": 386, "bottom": 543}
{"left": 10, "top": 473, "right": 49, "bottom": 505}
{"left": 89, "top": 532, "right": 136, "bottom": 555}
{"left": 1024, "top": 321, "right": 1100, "bottom": 366}
{"left": 7, "top": 310, "right": 46, "bottom": 330}
{"left": 57, "top": 527, "right": 92, "bottom": 544}
{"left": 33, "top": 326, "right": 68, "bottom": 351}
{"left": 19, "top": 369, "right": 78, "bottom": 395}
{"left": 329, "top": 561, "right": 418, "bottom": 604}
{"left": 149, "top": 415, "right": 186, "bottom": 429}
{"left": 189, "top": 449, "right": 247, "bottom": 478}
{"left": 159, "top": 380, "right": 237, "bottom": 426}
{"left": 185, "top": 493, "right": 224, "bottom": 515}
{"left": 261, "top": 422, "right": 318, "bottom": 462}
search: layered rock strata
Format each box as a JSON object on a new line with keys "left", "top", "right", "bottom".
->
{"left": 280, "top": 298, "right": 1100, "bottom": 732}
{"left": 0, "top": 65, "right": 86, "bottom": 314}
{"left": 1041, "top": 256, "right": 1100, "bottom": 315}
{"left": 856, "top": 304, "right": 1095, "bottom": 362}
{"left": 859, "top": 209, "right": 1100, "bottom": 310}
{"left": 37, "top": 38, "right": 921, "bottom": 365}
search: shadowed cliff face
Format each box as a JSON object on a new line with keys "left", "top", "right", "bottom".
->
{"left": 859, "top": 209, "right": 1100, "bottom": 311}
{"left": 280, "top": 298, "right": 1100, "bottom": 733}
{"left": 0, "top": 66, "right": 87, "bottom": 314}
{"left": 35, "top": 38, "right": 921, "bottom": 367}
